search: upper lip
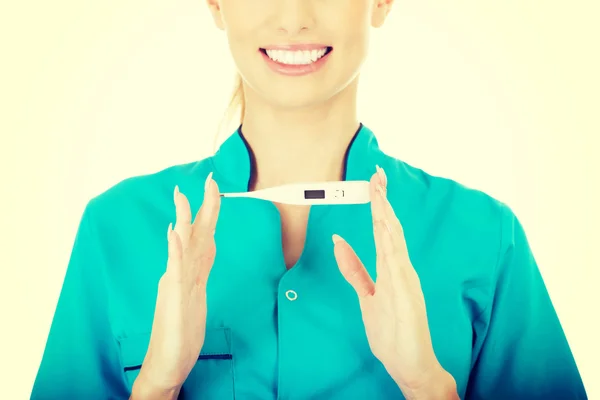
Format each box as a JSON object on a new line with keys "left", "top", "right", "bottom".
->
{"left": 261, "top": 44, "right": 331, "bottom": 51}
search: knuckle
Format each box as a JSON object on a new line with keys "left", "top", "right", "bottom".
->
{"left": 346, "top": 266, "right": 360, "bottom": 280}
{"left": 198, "top": 245, "right": 216, "bottom": 264}
{"left": 373, "top": 218, "right": 386, "bottom": 232}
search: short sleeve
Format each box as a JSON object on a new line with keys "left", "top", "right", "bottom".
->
{"left": 30, "top": 201, "right": 129, "bottom": 399}
{"left": 465, "top": 205, "right": 587, "bottom": 399}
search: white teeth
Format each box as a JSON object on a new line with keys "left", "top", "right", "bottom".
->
{"left": 265, "top": 48, "right": 328, "bottom": 65}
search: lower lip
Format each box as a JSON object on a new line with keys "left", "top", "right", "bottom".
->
{"left": 260, "top": 48, "right": 332, "bottom": 77}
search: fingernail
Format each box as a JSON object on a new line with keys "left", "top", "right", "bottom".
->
{"left": 167, "top": 223, "right": 172, "bottom": 240}
{"left": 174, "top": 185, "right": 179, "bottom": 202}
{"left": 332, "top": 234, "right": 343, "bottom": 244}
{"left": 376, "top": 165, "right": 387, "bottom": 187}
{"left": 204, "top": 172, "right": 213, "bottom": 193}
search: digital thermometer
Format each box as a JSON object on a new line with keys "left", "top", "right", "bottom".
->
{"left": 219, "top": 180, "right": 371, "bottom": 205}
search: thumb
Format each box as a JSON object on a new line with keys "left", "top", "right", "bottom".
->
{"left": 332, "top": 234, "right": 375, "bottom": 298}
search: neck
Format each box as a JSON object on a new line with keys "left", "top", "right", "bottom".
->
{"left": 240, "top": 80, "right": 361, "bottom": 190}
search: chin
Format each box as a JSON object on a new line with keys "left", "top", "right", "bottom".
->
{"left": 261, "top": 87, "right": 342, "bottom": 110}
{"left": 257, "top": 74, "right": 356, "bottom": 109}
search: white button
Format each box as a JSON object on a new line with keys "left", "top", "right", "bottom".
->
{"left": 285, "top": 290, "right": 298, "bottom": 301}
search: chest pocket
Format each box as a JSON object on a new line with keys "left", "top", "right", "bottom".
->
{"left": 119, "top": 327, "right": 235, "bottom": 399}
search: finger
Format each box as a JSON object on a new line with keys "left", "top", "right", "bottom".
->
{"left": 375, "top": 167, "right": 410, "bottom": 268}
{"left": 374, "top": 166, "right": 413, "bottom": 283}
{"left": 165, "top": 224, "right": 184, "bottom": 282}
{"left": 195, "top": 239, "right": 216, "bottom": 288}
{"left": 370, "top": 169, "right": 391, "bottom": 283}
{"left": 372, "top": 165, "right": 404, "bottom": 284}
{"left": 370, "top": 170, "right": 386, "bottom": 255}
{"left": 373, "top": 165, "right": 406, "bottom": 246}
{"left": 189, "top": 172, "right": 221, "bottom": 274}
{"left": 173, "top": 185, "right": 193, "bottom": 250}
{"left": 191, "top": 172, "right": 221, "bottom": 242}
{"left": 332, "top": 234, "right": 375, "bottom": 298}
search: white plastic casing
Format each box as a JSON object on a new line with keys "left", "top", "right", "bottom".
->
{"left": 221, "top": 180, "right": 371, "bottom": 205}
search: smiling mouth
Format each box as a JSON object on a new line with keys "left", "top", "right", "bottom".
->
{"left": 259, "top": 47, "right": 333, "bottom": 65}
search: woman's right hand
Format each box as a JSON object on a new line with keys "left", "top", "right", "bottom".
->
{"left": 131, "top": 173, "right": 221, "bottom": 399}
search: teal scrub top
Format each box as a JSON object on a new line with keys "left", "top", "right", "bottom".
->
{"left": 31, "top": 124, "right": 587, "bottom": 399}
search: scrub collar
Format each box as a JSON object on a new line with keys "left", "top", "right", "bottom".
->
{"left": 208, "top": 123, "right": 383, "bottom": 194}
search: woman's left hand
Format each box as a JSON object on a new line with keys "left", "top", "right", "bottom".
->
{"left": 332, "top": 166, "right": 458, "bottom": 399}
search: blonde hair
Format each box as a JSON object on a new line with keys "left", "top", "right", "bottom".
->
{"left": 213, "top": 73, "right": 245, "bottom": 151}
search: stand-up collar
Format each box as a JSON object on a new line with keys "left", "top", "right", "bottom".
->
{"left": 209, "top": 123, "right": 383, "bottom": 193}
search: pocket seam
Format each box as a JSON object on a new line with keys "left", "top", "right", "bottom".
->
{"left": 118, "top": 327, "right": 233, "bottom": 369}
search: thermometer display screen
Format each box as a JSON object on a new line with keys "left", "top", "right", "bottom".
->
{"left": 304, "top": 189, "right": 326, "bottom": 199}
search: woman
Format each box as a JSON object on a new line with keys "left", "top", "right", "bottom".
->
{"left": 31, "top": 0, "right": 587, "bottom": 399}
